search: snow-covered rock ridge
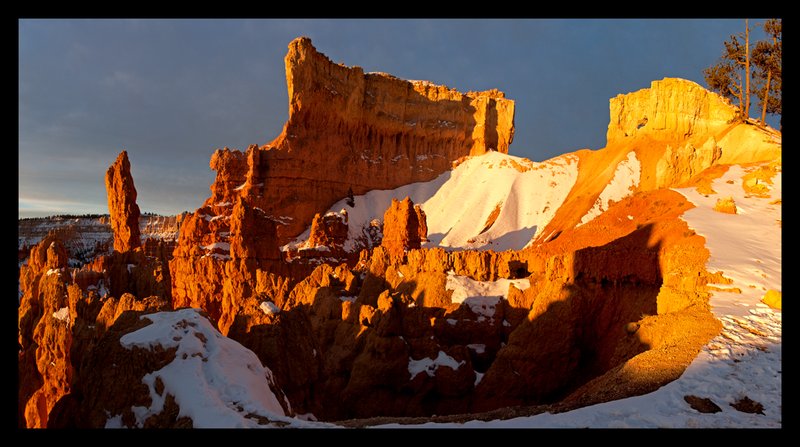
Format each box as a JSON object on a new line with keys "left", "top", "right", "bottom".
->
{"left": 285, "top": 151, "right": 579, "bottom": 253}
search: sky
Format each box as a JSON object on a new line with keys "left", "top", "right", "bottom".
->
{"left": 18, "top": 18, "right": 779, "bottom": 218}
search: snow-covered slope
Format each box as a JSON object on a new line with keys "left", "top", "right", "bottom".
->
{"left": 285, "top": 151, "right": 579, "bottom": 252}
{"left": 577, "top": 150, "right": 641, "bottom": 226}
{"left": 377, "top": 163, "right": 782, "bottom": 428}
{"left": 111, "top": 308, "right": 327, "bottom": 428}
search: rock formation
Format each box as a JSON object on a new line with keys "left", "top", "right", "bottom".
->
{"left": 307, "top": 211, "right": 349, "bottom": 249}
{"left": 535, "top": 77, "right": 781, "bottom": 244}
{"left": 606, "top": 78, "right": 737, "bottom": 145}
{"left": 105, "top": 151, "right": 142, "bottom": 253}
{"left": 17, "top": 232, "right": 172, "bottom": 428}
{"left": 199, "top": 37, "right": 514, "bottom": 243}
{"left": 169, "top": 37, "right": 513, "bottom": 329}
{"left": 18, "top": 37, "right": 782, "bottom": 428}
{"left": 381, "top": 197, "right": 428, "bottom": 260}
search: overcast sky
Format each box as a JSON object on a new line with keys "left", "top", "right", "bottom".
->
{"left": 19, "top": 18, "right": 776, "bottom": 218}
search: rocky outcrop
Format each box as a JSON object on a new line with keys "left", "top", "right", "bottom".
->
{"left": 18, "top": 151, "right": 176, "bottom": 428}
{"left": 655, "top": 136, "right": 722, "bottom": 188}
{"left": 307, "top": 211, "right": 349, "bottom": 249}
{"left": 48, "top": 308, "right": 291, "bottom": 428}
{"left": 713, "top": 196, "right": 738, "bottom": 214}
{"left": 202, "top": 37, "right": 514, "bottom": 243}
{"left": 169, "top": 197, "right": 292, "bottom": 329}
{"left": 761, "top": 289, "right": 781, "bottom": 310}
{"left": 229, "top": 199, "right": 281, "bottom": 260}
{"left": 606, "top": 78, "right": 780, "bottom": 190}
{"left": 169, "top": 36, "right": 513, "bottom": 330}
{"left": 535, "top": 78, "right": 781, "bottom": 243}
{"left": 381, "top": 197, "right": 428, "bottom": 260}
{"left": 105, "top": 151, "right": 142, "bottom": 253}
{"left": 607, "top": 78, "right": 737, "bottom": 145}
{"left": 17, "top": 232, "right": 172, "bottom": 428}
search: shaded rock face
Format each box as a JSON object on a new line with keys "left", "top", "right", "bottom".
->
{"left": 105, "top": 151, "right": 142, "bottom": 253}
{"left": 47, "top": 308, "right": 290, "bottom": 428}
{"left": 381, "top": 197, "right": 428, "bottom": 260}
{"left": 221, "top": 190, "right": 720, "bottom": 421}
{"left": 202, "top": 37, "right": 515, "bottom": 243}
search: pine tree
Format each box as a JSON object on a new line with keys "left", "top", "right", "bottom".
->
{"left": 704, "top": 19, "right": 753, "bottom": 119}
{"left": 752, "top": 19, "right": 781, "bottom": 125}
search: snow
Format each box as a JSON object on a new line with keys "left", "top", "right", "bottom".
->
{"left": 126, "top": 263, "right": 136, "bottom": 273}
{"left": 116, "top": 308, "right": 320, "bottom": 428}
{"left": 408, "top": 351, "right": 465, "bottom": 379}
{"left": 446, "top": 272, "right": 529, "bottom": 321}
{"left": 46, "top": 268, "right": 60, "bottom": 276}
{"left": 339, "top": 296, "right": 357, "bottom": 303}
{"left": 284, "top": 151, "right": 578, "bottom": 253}
{"left": 578, "top": 151, "right": 641, "bottom": 226}
{"left": 466, "top": 344, "right": 486, "bottom": 354}
{"left": 201, "top": 253, "right": 231, "bottom": 261}
{"left": 201, "top": 242, "right": 231, "bottom": 252}
{"left": 97, "top": 280, "right": 109, "bottom": 298}
{"left": 52, "top": 307, "right": 70, "bottom": 323}
{"left": 104, "top": 413, "right": 124, "bottom": 428}
{"left": 259, "top": 301, "right": 281, "bottom": 316}
{"left": 474, "top": 372, "right": 485, "bottom": 386}
{"left": 378, "top": 162, "right": 781, "bottom": 428}
{"left": 215, "top": 202, "right": 232, "bottom": 207}
{"left": 675, "top": 166, "right": 781, "bottom": 317}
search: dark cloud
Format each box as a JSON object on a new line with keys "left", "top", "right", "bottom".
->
{"left": 20, "top": 18, "right": 769, "bottom": 217}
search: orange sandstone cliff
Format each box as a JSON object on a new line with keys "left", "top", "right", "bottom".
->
{"left": 202, "top": 36, "right": 514, "bottom": 242}
{"left": 535, "top": 77, "right": 781, "bottom": 244}
{"left": 18, "top": 36, "right": 781, "bottom": 427}
{"left": 170, "top": 37, "right": 515, "bottom": 326}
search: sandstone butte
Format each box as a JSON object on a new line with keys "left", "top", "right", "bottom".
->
{"left": 18, "top": 36, "right": 781, "bottom": 428}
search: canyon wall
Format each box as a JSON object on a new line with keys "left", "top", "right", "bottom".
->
{"left": 202, "top": 36, "right": 515, "bottom": 242}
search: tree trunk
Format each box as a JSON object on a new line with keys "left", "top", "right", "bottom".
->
{"left": 744, "top": 19, "right": 751, "bottom": 118}
{"left": 761, "top": 69, "right": 771, "bottom": 125}
{"left": 736, "top": 72, "right": 744, "bottom": 116}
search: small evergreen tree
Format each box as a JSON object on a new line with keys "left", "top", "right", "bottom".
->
{"left": 704, "top": 19, "right": 753, "bottom": 119}
{"left": 752, "top": 19, "right": 781, "bottom": 126}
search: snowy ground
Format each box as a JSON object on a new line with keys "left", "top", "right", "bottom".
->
{"left": 283, "top": 151, "right": 578, "bottom": 253}
{"left": 446, "top": 272, "right": 530, "bottom": 325}
{"left": 377, "top": 164, "right": 782, "bottom": 428}
{"left": 112, "top": 308, "right": 328, "bottom": 428}
{"left": 577, "top": 151, "right": 641, "bottom": 226}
